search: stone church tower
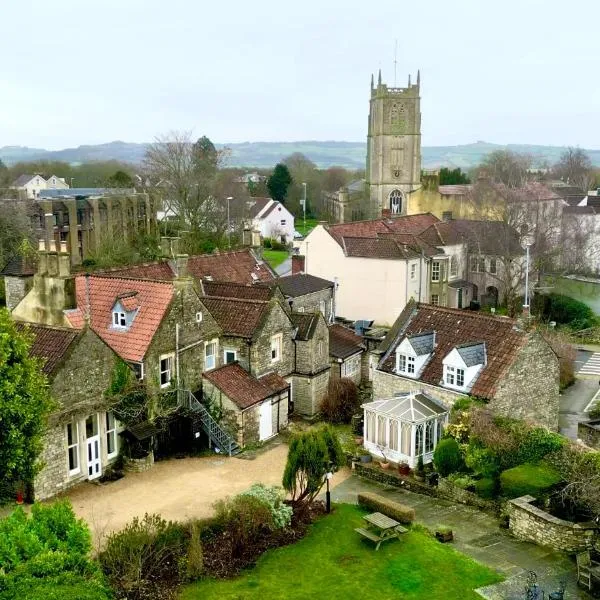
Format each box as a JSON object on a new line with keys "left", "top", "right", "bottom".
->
{"left": 366, "top": 70, "right": 422, "bottom": 218}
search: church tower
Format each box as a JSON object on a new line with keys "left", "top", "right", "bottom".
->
{"left": 366, "top": 69, "right": 422, "bottom": 218}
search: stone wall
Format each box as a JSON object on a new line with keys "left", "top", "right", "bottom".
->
{"left": 292, "top": 369, "right": 330, "bottom": 417}
{"left": 125, "top": 451, "right": 155, "bottom": 473}
{"left": 578, "top": 420, "right": 600, "bottom": 450}
{"left": 353, "top": 462, "right": 434, "bottom": 496}
{"left": 4, "top": 275, "right": 33, "bottom": 311}
{"left": 372, "top": 369, "right": 460, "bottom": 407}
{"left": 491, "top": 332, "right": 560, "bottom": 430}
{"left": 437, "top": 478, "right": 497, "bottom": 511}
{"left": 294, "top": 314, "right": 329, "bottom": 376}
{"left": 507, "top": 495, "right": 598, "bottom": 553}
{"left": 290, "top": 288, "right": 334, "bottom": 323}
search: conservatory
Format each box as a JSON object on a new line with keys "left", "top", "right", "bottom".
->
{"left": 362, "top": 392, "right": 449, "bottom": 468}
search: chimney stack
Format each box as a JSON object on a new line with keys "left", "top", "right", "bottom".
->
{"left": 292, "top": 255, "right": 305, "bottom": 275}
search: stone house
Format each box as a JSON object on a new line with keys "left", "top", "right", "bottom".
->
{"left": 270, "top": 272, "right": 335, "bottom": 323}
{"left": 290, "top": 312, "right": 331, "bottom": 417}
{"left": 373, "top": 301, "right": 560, "bottom": 430}
{"left": 329, "top": 324, "right": 366, "bottom": 386}
{"left": 15, "top": 322, "right": 120, "bottom": 500}
{"left": 1, "top": 255, "right": 36, "bottom": 310}
{"left": 202, "top": 363, "right": 290, "bottom": 445}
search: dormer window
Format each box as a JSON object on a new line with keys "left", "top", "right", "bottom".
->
{"left": 113, "top": 311, "right": 127, "bottom": 328}
{"left": 110, "top": 292, "right": 139, "bottom": 331}
{"left": 445, "top": 365, "right": 464, "bottom": 387}
{"left": 398, "top": 354, "right": 415, "bottom": 374}
{"left": 395, "top": 331, "right": 435, "bottom": 379}
{"left": 442, "top": 342, "right": 486, "bottom": 391}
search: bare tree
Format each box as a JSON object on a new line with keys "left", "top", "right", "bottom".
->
{"left": 553, "top": 147, "right": 593, "bottom": 191}
{"left": 561, "top": 208, "right": 600, "bottom": 275}
{"left": 0, "top": 199, "right": 35, "bottom": 267}
{"left": 478, "top": 150, "right": 533, "bottom": 188}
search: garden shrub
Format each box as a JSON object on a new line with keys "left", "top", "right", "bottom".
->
{"left": 474, "top": 477, "right": 497, "bottom": 500}
{"left": 433, "top": 438, "right": 464, "bottom": 477}
{"left": 535, "top": 293, "right": 597, "bottom": 330}
{"left": 99, "top": 513, "right": 189, "bottom": 600}
{"left": 465, "top": 441, "right": 501, "bottom": 479}
{"left": 357, "top": 492, "right": 415, "bottom": 524}
{"left": 240, "top": 484, "right": 293, "bottom": 529}
{"left": 446, "top": 473, "right": 477, "bottom": 491}
{"left": 320, "top": 378, "right": 360, "bottom": 424}
{"left": 499, "top": 463, "right": 562, "bottom": 499}
{"left": 516, "top": 427, "right": 564, "bottom": 465}
{"left": 263, "top": 238, "right": 272, "bottom": 249}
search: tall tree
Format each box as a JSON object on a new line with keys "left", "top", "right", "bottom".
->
{"left": 106, "top": 170, "right": 134, "bottom": 188}
{"left": 0, "top": 310, "right": 54, "bottom": 491}
{"left": 438, "top": 167, "right": 470, "bottom": 185}
{"left": 479, "top": 150, "right": 532, "bottom": 188}
{"left": 267, "top": 163, "right": 292, "bottom": 203}
{"left": 553, "top": 147, "right": 593, "bottom": 191}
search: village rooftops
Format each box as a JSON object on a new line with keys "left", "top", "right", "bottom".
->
{"left": 202, "top": 280, "right": 274, "bottom": 301}
{"left": 291, "top": 312, "right": 321, "bottom": 340}
{"left": 329, "top": 324, "right": 365, "bottom": 359}
{"left": 201, "top": 296, "right": 270, "bottom": 338}
{"left": 363, "top": 392, "right": 448, "bottom": 423}
{"left": 14, "top": 322, "right": 79, "bottom": 376}
{"left": 271, "top": 273, "right": 334, "bottom": 298}
{"left": 378, "top": 301, "right": 527, "bottom": 398}
{"left": 202, "top": 363, "right": 288, "bottom": 410}
{"left": 1, "top": 254, "right": 36, "bottom": 277}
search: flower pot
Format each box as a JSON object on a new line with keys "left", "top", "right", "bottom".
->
{"left": 380, "top": 461, "right": 391, "bottom": 470}
{"left": 354, "top": 436, "right": 364, "bottom": 445}
{"left": 435, "top": 530, "right": 453, "bottom": 543}
{"left": 398, "top": 463, "right": 410, "bottom": 476}
{"left": 15, "top": 490, "right": 24, "bottom": 505}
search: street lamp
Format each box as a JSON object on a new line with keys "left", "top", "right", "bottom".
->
{"left": 226, "top": 196, "right": 233, "bottom": 249}
{"left": 523, "top": 238, "right": 533, "bottom": 312}
{"left": 302, "top": 182, "right": 307, "bottom": 231}
{"left": 325, "top": 470, "right": 333, "bottom": 513}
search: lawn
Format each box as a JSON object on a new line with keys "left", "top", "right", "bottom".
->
{"left": 295, "top": 217, "right": 319, "bottom": 238}
{"left": 180, "top": 504, "right": 502, "bottom": 600}
{"left": 262, "top": 249, "right": 289, "bottom": 269}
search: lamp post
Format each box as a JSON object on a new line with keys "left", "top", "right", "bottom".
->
{"left": 302, "top": 182, "right": 307, "bottom": 231}
{"left": 226, "top": 196, "right": 233, "bottom": 249}
{"left": 325, "top": 471, "right": 333, "bottom": 513}
{"left": 523, "top": 239, "right": 532, "bottom": 312}
{"left": 70, "top": 177, "right": 75, "bottom": 188}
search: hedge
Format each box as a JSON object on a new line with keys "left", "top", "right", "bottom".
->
{"left": 433, "top": 438, "right": 464, "bottom": 476}
{"left": 474, "top": 477, "right": 496, "bottom": 500}
{"left": 500, "top": 463, "right": 562, "bottom": 499}
{"left": 357, "top": 492, "right": 415, "bottom": 524}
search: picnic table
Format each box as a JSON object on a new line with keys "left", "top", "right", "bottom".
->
{"left": 355, "top": 511, "right": 408, "bottom": 550}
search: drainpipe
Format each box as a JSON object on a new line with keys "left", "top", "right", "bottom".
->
{"left": 332, "top": 277, "right": 338, "bottom": 323}
{"left": 404, "top": 260, "right": 409, "bottom": 308}
{"left": 418, "top": 250, "right": 424, "bottom": 303}
{"left": 175, "top": 323, "right": 181, "bottom": 404}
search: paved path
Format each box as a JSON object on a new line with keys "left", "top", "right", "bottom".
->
{"left": 578, "top": 352, "right": 600, "bottom": 376}
{"left": 331, "top": 475, "right": 590, "bottom": 599}
{"left": 560, "top": 377, "right": 599, "bottom": 439}
{"left": 275, "top": 257, "right": 291, "bottom": 276}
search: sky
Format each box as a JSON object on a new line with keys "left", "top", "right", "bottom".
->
{"left": 2, "top": 0, "right": 599, "bottom": 150}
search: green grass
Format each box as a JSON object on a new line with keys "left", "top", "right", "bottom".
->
{"left": 180, "top": 504, "right": 502, "bottom": 600}
{"left": 295, "top": 217, "right": 319, "bottom": 238}
{"left": 500, "top": 463, "right": 562, "bottom": 499}
{"left": 262, "top": 249, "right": 289, "bottom": 269}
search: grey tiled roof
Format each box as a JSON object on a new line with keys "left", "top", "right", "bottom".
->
{"left": 456, "top": 342, "right": 486, "bottom": 367}
{"left": 407, "top": 332, "right": 434, "bottom": 355}
{"left": 363, "top": 392, "right": 448, "bottom": 422}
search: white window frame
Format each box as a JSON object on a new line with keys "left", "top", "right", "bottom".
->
{"left": 271, "top": 333, "right": 282, "bottom": 363}
{"left": 223, "top": 348, "right": 237, "bottom": 364}
{"left": 450, "top": 256, "right": 458, "bottom": 277}
{"left": 205, "top": 339, "right": 218, "bottom": 371}
{"left": 159, "top": 353, "right": 174, "bottom": 388}
{"left": 106, "top": 412, "right": 118, "bottom": 459}
{"left": 431, "top": 261, "right": 440, "bottom": 282}
{"left": 444, "top": 364, "right": 466, "bottom": 389}
{"left": 112, "top": 311, "right": 127, "bottom": 328}
{"left": 341, "top": 354, "right": 360, "bottom": 377}
{"left": 396, "top": 353, "right": 415, "bottom": 375}
{"left": 430, "top": 294, "right": 439, "bottom": 306}
{"left": 67, "top": 422, "right": 80, "bottom": 476}
{"left": 410, "top": 263, "right": 416, "bottom": 280}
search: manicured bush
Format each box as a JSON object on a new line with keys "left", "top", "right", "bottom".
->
{"left": 516, "top": 427, "right": 564, "bottom": 465}
{"left": 433, "top": 438, "right": 464, "bottom": 476}
{"left": 535, "top": 293, "right": 597, "bottom": 330}
{"left": 357, "top": 492, "right": 415, "bottom": 524}
{"left": 320, "top": 378, "right": 360, "bottom": 424}
{"left": 474, "top": 477, "right": 497, "bottom": 500}
{"left": 240, "top": 484, "right": 292, "bottom": 529}
{"left": 500, "top": 463, "right": 562, "bottom": 499}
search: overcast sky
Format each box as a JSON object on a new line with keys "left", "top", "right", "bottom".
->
{"left": 2, "top": 0, "right": 599, "bottom": 150}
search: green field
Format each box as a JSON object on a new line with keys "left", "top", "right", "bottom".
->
{"left": 262, "top": 249, "right": 289, "bottom": 269}
{"left": 543, "top": 276, "right": 600, "bottom": 314}
{"left": 295, "top": 217, "right": 319, "bottom": 238}
{"left": 180, "top": 504, "right": 502, "bottom": 600}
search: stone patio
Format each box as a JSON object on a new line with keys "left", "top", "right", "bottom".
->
{"left": 330, "top": 475, "right": 592, "bottom": 599}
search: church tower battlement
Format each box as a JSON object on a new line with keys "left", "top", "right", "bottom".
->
{"left": 366, "top": 69, "right": 422, "bottom": 218}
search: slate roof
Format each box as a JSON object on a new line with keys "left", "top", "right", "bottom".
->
{"left": 99, "top": 261, "right": 175, "bottom": 280}
{"left": 563, "top": 205, "right": 597, "bottom": 215}
{"left": 291, "top": 312, "right": 320, "bottom": 340}
{"left": 187, "top": 249, "right": 275, "bottom": 284}
{"left": 329, "top": 324, "right": 365, "bottom": 359}
{"left": 407, "top": 332, "right": 435, "bottom": 356}
{"left": 14, "top": 322, "right": 79, "bottom": 376}
{"left": 247, "top": 197, "right": 272, "bottom": 218}
{"left": 201, "top": 296, "right": 270, "bottom": 338}
{"left": 552, "top": 185, "right": 586, "bottom": 206}
{"left": 12, "top": 174, "right": 36, "bottom": 187}
{"left": 379, "top": 303, "right": 527, "bottom": 399}
{"left": 203, "top": 363, "right": 276, "bottom": 409}
{"left": 274, "top": 273, "right": 334, "bottom": 298}
{"left": 66, "top": 275, "right": 175, "bottom": 362}
{"left": 363, "top": 392, "right": 448, "bottom": 422}
{"left": 342, "top": 237, "right": 422, "bottom": 259}
{"left": 202, "top": 281, "right": 274, "bottom": 301}
{"left": 1, "top": 255, "right": 36, "bottom": 276}
{"left": 456, "top": 342, "right": 486, "bottom": 367}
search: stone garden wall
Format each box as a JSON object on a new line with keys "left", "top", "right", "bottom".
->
{"left": 507, "top": 495, "right": 598, "bottom": 553}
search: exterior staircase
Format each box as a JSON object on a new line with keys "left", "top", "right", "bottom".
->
{"left": 179, "top": 390, "right": 241, "bottom": 456}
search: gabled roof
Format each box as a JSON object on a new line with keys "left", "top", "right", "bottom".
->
{"left": 342, "top": 237, "right": 422, "bottom": 259}
{"left": 1, "top": 255, "right": 36, "bottom": 276}
{"left": 379, "top": 303, "right": 527, "bottom": 398}
{"left": 203, "top": 280, "right": 274, "bottom": 301}
{"left": 187, "top": 249, "right": 275, "bottom": 284}
{"left": 99, "top": 261, "right": 175, "bottom": 281}
{"left": 66, "top": 275, "right": 174, "bottom": 362}
{"left": 274, "top": 273, "right": 334, "bottom": 298}
{"left": 259, "top": 371, "right": 290, "bottom": 394}
{"left": 201, "top": 296, "right": 270, "bottom": 338}
{"left": 203, "top": 363, "right": 278, "bottom": 409}
{"left": 455, "top": 342, "right": 486, "bottom": 367}
{"left": 291, "top": 312, "right": 321, "bottom": 340}
{"left": 247, "top": 197, "right": 272, "bottom": 218}
{"left": 12, "top": 174, "right": 37, "bottom": 187}
{"left": 551, "top": 185, "right": 586, "bottom": 206}
{"left": 14, "top": 322, "right": 79, "bottom": 376}
{"left": 406, "top": 332, "right": 435, "bottom": 356}
{"left": 329, "top": 324, "right": 364, "bottom": 359}
{"left": 363, "top": 392, "right": 448, "bottom": 423}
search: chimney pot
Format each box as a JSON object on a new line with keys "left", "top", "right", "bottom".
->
{"left": 292, "top": 254, "right": 306, "bottom": 275}
{"left": 60, "top": 241, "right": 68, "bottom": 253}
{"left": 38, "top": 239, "right": 45, "bottom": 251}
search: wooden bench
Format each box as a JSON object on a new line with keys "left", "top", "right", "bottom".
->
{"left": 355, "top": 512, "right": 408, "bottom": 550}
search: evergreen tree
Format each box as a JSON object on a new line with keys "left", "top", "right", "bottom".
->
{"left": 438, "top": 167, "right": 470, "bottom": 185}
{"left": 267, "top": 163, "right": 292, "bottom": 203}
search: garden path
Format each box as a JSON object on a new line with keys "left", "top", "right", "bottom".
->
{"left": 329, "top": 476, "right": 591, "bottom": 599}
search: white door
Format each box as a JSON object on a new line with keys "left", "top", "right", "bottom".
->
{"left": 259, "top": 400, "right": 273, "bottom": 441}
{"left": 85, "top": 415, "right": 102, "bottom": 480}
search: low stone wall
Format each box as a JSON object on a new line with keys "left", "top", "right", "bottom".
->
{"left": 437, "top": 479, "right": 497, "bottom": 511}
{"left": 353, "top": 462, "right": 434, "bottom": 496}
{"left": 578, "top": 420, "right": 600, "bottom": 450}
{"left": 125, "top": 451, "right": 155, "bottom": 473}
{"left": 507, "top": 495, "right": 598, "bottom": 553}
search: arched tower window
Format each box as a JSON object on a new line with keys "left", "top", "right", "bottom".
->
{"left": 389, "top": 190, "right": 403, "bottom": 214}
{"left": 390, "top": 103, "right": 406, "bottom": 124}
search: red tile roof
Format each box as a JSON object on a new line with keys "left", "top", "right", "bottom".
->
{"left": 203, "top": 363, "right": 276, "bottom": 409}
{"left": 327, "top": 213, "right": 438, "bottom": 242}
{"left": 379, "top": 303, "right": 527, "bottom": 398}
{"left": 95, "top": 261, "right": 175, "bottom": 280}
{"left": 201, "top": 296, "right": 270, "bottom": 338}
{"left": 67, "top": 275, "right": 174, "bottom": 362}
{"left": 187, "top": 249, "right": 275, "bottom": 285}
{"left": 342, "top": 237, "right": 422, "bottom": 259}
{"left": 259, "top": 371, "right": 290, "bottom": 394}
{"left": 14, "top": 322, "right": 79, "bottom": 376}
{"left": 329, "top": 324, "right": 365, "bottom": 359}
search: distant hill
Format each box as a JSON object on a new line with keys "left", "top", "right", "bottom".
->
{"left": 2, "top": 140, "right": 600, "bottom": 170}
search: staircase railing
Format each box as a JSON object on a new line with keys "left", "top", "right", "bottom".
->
{"left": 178, "top": 390, "right": 236, "bottom": 456}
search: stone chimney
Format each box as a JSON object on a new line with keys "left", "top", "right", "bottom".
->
{"left": 173, "top": 254, "right": 188, "bottom": 278}
{"left": 161, "top": 236, "right": 180, "bottom": 258}
{"left": 292, "top": 255, "right": 305, "bottom": 275}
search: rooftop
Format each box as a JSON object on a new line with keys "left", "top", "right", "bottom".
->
{"left": 201, "top": 296, "right": 270, "bottom": 338}
{"left": 329, "top": 324, "right": 364, "bottom": 359}
{"left": 363, "top": 392, "right": 448, "bottom": 422}
{"left": 274, "top": 273, "right": 334, "bottom": 297}
{"left": 1, "top": 254, "right": 36, "bottom": 277}
{"left": 291, "top": 312, "right": 321, "bottom": 340}
{"left": 203, "top": 280, "right": 274, "bottom": 301}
